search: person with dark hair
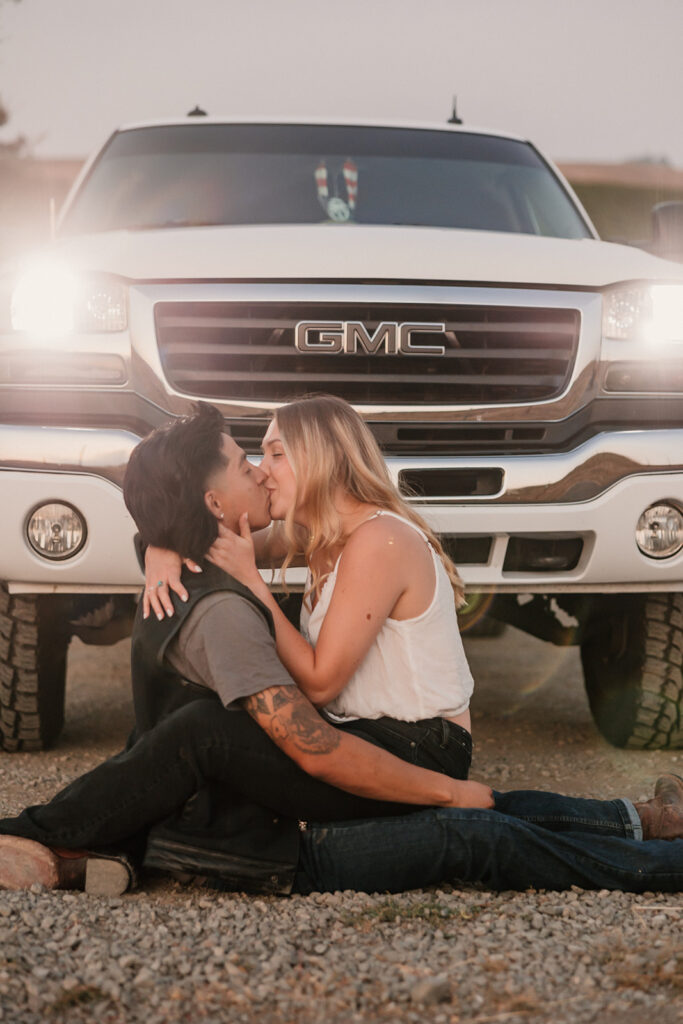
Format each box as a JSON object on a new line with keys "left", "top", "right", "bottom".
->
{"left": 124, "top": 402, "right": 233, "bottom": 564}
{"left": 0, "top": 403, "right": 682, "bottom": 898}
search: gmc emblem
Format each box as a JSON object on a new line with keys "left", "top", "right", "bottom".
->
{"left": 295, "top": 320, "right": 447, "bottom": 356}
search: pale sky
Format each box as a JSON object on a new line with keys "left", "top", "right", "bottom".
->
{"left": 1, "top": 0, "right": 681, "bottom": 166}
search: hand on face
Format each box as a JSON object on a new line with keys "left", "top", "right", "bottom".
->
{"left": 207, "top": 514, "right": 261, "bottom": 589}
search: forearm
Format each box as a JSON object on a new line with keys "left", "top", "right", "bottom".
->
{"left": 241, "top": 680, "right": 450, "bottom": 803}
{"left": 305, "top": 732, "right": 459, "bottom": 806}
{"left": 243, "top": 685, "right": 493, "bottom": 810}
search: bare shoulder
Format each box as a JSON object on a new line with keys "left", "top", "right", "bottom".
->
{"left": 343, "top": 514, "right": 428, "bottom": 565}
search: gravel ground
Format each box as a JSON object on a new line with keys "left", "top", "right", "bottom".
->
{"left": 1, "top": 628, "right": 682, "bottom": 1023}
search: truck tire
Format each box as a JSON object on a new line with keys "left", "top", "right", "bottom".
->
{"left": 0, "top": 585, "right": 70, "bottom": 751}
{"left": 581, "top": 593, "right": 683, "bottom": 749}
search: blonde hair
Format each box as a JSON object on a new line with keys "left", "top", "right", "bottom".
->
{"left": 273, "top": 395, "right": 465, "bottom": 609}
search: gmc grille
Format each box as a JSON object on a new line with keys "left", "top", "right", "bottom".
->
{"left": 155, "top": 301, "right": 580, "bottom": 405}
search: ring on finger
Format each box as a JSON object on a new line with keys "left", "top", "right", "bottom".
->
{"left": 156, "top": 580, "right": 164, "bottom": 587}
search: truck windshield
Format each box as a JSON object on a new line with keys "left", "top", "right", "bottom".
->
{"left": 61, "top": 123, "right": 592, "bottom": 239}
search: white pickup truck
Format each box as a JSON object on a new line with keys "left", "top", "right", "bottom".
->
{"left": 1, "top": 117, "right": 682, "bottom": 751}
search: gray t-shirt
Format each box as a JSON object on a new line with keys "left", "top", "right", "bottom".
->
{"left": 164, "top": 591, "right": 295, "bottom": 708}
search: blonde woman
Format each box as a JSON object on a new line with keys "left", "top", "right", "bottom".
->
{"left": 147, "top": 395, "right": 475, "bottom": 780}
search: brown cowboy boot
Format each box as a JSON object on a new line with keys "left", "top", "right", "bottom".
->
{"left": 634, "top": 774, "right": 683, "bottom": 840}
{"left": 0, "top": 836, "right": 132, "bottom": 895}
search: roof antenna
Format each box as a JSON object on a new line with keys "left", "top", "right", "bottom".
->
{"left": 447, "top": 96, "right": 462, "bottom": 125}
{"left": 187, "top": 105, "right": 207, "bottom": 117}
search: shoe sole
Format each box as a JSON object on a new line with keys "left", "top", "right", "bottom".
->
{"left": 0, "top": 836, "right": 130, "bottom": 895}
{"left": 84, "top": 858, "right": 130, "bottom": 897}
{"left": 0, "top": 836, "right": 60, "bottom": 889}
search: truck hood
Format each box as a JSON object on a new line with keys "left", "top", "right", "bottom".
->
{"left": 51, "top": 224, "right": 683, "bottom": 288}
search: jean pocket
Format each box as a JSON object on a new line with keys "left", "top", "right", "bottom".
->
{"left": 420, "top": 728, "right": 472, "bottom": 779}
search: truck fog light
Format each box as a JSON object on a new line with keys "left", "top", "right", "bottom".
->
{"left": 635, "top": 504, "right": 683, "bottom": 559}
{"left": 26, "top": 502, "right": 86, "bottom": 560}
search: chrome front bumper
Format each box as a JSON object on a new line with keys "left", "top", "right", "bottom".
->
{"left": 1, "top": 424, "right": 682, "bottom": 594}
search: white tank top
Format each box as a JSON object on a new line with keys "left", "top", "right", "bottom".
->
{"left": 299, "top": 511, "right": 474, "bottom": 723}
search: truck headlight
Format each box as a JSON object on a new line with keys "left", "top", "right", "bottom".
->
{"left": 11, "top": 259, "right": 127, "bottom": 338}
{"left": 635, "top": 503, "right": 683, "bottom": 559}
{"left": 26, "top": 502, "right": 87, "bottom": 560}
{"left": 602, "top": 282, "right": 683, "bottom": 343}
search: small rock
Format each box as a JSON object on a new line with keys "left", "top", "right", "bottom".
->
{"left": 411, "top": 974, "right": 451, "bottom": 1005}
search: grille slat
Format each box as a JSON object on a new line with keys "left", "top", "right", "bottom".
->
{"left": 176, "top": 368, "right": 567, "bottom": 387}
{"left": 158, "top": 315, "right": 291, "bottom": 330}
{"left": 163, "top": 340, "right": 572, "bottom": 362}
{"left": 156, "top": 312, "right": 575, "bottom": 337}
{"left": 156, "top": 301, "right": 580, "bottom": 405}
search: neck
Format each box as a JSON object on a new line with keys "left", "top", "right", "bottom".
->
{"left": 297, "top": 493, "right": 379, "bottom": 565}
{"left": 219, "top": 518, "right": 240, "bottom": 535}
{"left": 338, "top": 498, "right": 378, "bottom": 538}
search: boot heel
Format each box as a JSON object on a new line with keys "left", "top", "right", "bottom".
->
{"left": 84, "top": 858, "right": 131, "bottom": 897}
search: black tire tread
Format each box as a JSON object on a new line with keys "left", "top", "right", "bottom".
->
{"left": 638, "top": 594, "right": 683, "bottom": 748}
{"left": 582, "top": 593, "right": 683, "bottom": 749}
{"left": 0, "top": 583, "right": 70, "bottom": 751}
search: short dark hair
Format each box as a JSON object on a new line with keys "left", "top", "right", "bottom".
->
{"left": 123, "top": 403, "right": 228, "bottom": 563}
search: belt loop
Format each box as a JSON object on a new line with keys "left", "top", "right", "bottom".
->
{"left": 441, "top": 718, "right": 449, "bottom": 748}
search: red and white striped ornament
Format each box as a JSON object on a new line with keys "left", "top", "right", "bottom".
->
{"left": 343, "top": 158, "right": 358, "bottom": 210}
{"left": 315, "top": 161, "right": 329, "bottom": 201}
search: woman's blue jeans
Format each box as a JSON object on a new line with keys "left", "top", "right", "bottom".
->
{"left": 297, "top": 795, "right": 683, "bottom": 894}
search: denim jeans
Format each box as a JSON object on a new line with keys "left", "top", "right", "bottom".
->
{"left": 297, "top": 796, "right": 683, "bottom": 894}
{"left": 0, "top": 701, "right": 460, "bottom": 849}
{"left": 6, "top": 698, "right": 677, "bottom": 895}
{"left": 334, "top": 716, "right": 472, "bottom": 780}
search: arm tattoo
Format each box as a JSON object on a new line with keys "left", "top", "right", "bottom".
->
{"left": 250, "top": 692, "right": 270, "bottom": 716}
{"left": 242, "top": 686, "right": 342, "bottom": 755}
{"left": 271, "top": 689, "right": 291, "bottom": 712}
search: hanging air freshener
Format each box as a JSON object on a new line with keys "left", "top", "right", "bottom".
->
{"left": 314, "top": 159, "right": 357, "bottom": 221}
